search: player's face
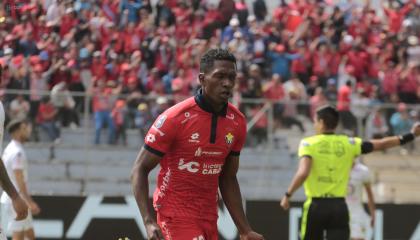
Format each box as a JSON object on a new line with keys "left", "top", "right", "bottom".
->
{"left": 19, "top": 123, "right": 32, "bottom": 142}
{"left": 199, "top": 60, "right": 236, "bottom": 106}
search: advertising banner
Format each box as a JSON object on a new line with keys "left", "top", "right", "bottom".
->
{"left": 19, "top": 196, "right": 420, "bottom": 240}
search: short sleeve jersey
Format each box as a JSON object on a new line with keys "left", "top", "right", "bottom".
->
{"left": 298, "top": 134, "right": 362, "bottom": 198}
{"left": 0, "top": 102, "right": 4, "bottom": 153}
{"left": 144, "top": 93, "right": 247, "bottom": 221}
{"left": 346, "top": 162, "right": 371, "bottom": 208}
{"left": 0, "top": 140, "right": 28, "bottom": 204}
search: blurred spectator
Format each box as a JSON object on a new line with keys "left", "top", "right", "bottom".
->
{"left": 111, "top": 99, "right": 127, "bottom": 146}
{"left": 268, "top": 43, "right": 301, "bottom": 80}
{"left": 8, "top": 94, "right": 30, "bottom": 121}
{"left": 365, "top": 108, "right": 388, "bottom": 139}
{"left": 50, "top": 81, "right": 79, "bottom": 128}
{"left": 36, "top": 96, "right": 60, "bottom": 143}
{"left": 151, "top": 96, "right": 169, "bottom": 119}
{"left": 390, "top": 103, "right": 413, "bottom": 135}
{"left": 91, "top": 80, "right": 116, "bottom": 145}
{"left": 390, "top": 103, "right": 415, "bottom": 153}
{"left": 252, "top": 0, "right": 267, "bottom": 21}
{"left": 135, "top": 102, "right": 152, "bottom": 139}
{"left": 263, "top": 73, "right": 285, "bottom": 129}
{"left": 281, "top": 90, "right": 305, "bottom": 134}
{"left": 337, "top": 80, "right": 357, "bottom": 135}
{"left": 309, "top": 87, "right": 328, "bottom": 119}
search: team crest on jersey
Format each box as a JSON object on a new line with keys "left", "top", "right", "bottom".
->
{"left": 225, "top": 133, "right": 234, "bottom": 144}
{"left": 155, "top": 115, "right": 167, "bottom": 128}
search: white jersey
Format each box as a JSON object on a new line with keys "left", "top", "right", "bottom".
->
{"left": 0, "top": 140, "right": 28, "bottom": 204}
{"left": 346, "top": 162, "right": 371, "bottom": 209}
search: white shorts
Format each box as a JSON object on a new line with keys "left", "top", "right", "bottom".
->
{"left": 349, "top": 207, "right": 370, "bottom": 239}
{"left": 1, "top": 202, "right": 33, "bottom": 233}
{"left": 0, "top": 228, "right": 6, "bottom": 240}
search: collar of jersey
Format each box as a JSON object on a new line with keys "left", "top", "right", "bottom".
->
{"left": 194, "top": 90, "right": 227, "bottom": 117}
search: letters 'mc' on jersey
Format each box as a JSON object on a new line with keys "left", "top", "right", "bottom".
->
{"left": 298, "top": 135, "right": 362, "bottom": 198}
{"left": 144, "top": 93, "right": 247, "bottom": 221}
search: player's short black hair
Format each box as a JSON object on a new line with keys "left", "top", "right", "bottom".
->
{"left": 7, "top": 118, "right": 27, "bottom": 134}
{"left": 316, "top": 105, "right": 339, "bottom": 130}
{"left": 199, "top": 49, "right": 236, "bottom": 73}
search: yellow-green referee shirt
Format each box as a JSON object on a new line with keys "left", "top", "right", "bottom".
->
{"left": 298, "top": 134, "right": 362, "bottom": 198}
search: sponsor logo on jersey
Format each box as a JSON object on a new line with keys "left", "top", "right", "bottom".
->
{"left": 145, "top": 134, "right": 156, "bottom": 143}
{"left": 227, "top": 113, "right": 235, "bottom": 120}
{"left": 155, "top": 115, "right": 167, "bottom": 129}
{"left": 225, "top": 133, "right": 234, "bottom": 144}
{"left": 178, "top": 159, "right": 200, "bottom": 173}
{"left": 195, "top": 147, "right": 223, "bottom": 157}
{"left": 189, "top": 133, "right": 200, "bottom": 143}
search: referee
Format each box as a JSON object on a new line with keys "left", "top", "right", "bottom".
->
{"left": 280, "top": 105, "right": 420, "bottom": 240}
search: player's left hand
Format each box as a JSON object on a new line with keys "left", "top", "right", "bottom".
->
{"left": 370, "top": 215, "right": 375, "bottom": 227}
{"left": 239, "top": 231, "right": 264, "bottom": 240}
{"left": 280, "top": 196, "right": 290, "bottom": 210}
{"left": 411, "top": 122, "right": 420, "bottom": 137}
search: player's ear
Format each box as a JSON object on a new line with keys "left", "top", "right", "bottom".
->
{"left": 198, "top": 73, "right": 205, "bottom": 86}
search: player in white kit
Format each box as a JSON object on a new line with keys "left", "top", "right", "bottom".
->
{"left": 1, "top": 119, "right": 41, "bottom": 240}
{"left": 346, "top": 160, "right": 376, "bottom": 240}
{"left": 0, "top": 64, "right": 29, "bottom": 240}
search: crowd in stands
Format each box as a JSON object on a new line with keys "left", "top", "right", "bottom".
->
{"left": 0, "top": 0, "right": 419, "bottom": 147}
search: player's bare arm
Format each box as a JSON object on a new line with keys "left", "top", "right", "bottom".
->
{"left": 364, "top": 182, "right": 376, "bottom": 227}
{"left": 131, "top": 147, "right": 164, "bottom": 240}
{"left": 365, "top": 122, "right": 420, "bottom": 152}
{"left": 280, "top": 156, "right": 312, "bottom": 210}
{"left": 14, "top": 169, "right": 40, "bottom": 215}
{"left": 0, "top": 159, "right": 28, "bottom": 220}
{"left": 219, "top": 155, "right": 264, "bottom": 240}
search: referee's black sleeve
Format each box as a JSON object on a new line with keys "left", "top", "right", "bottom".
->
{"left": 361, "top": 141, "right": 374, "bottom": 154}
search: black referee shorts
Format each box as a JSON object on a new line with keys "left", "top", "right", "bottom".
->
{"left": 300, "top": 198, "right": 350, "bottom": 240}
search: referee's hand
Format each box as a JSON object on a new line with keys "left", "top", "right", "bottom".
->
{"left": 280, "top": 196, "right": 290, "bottom": 210}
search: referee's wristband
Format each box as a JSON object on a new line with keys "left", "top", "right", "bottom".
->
{"left": 399, "top": 133, "right": 415, "bottom": 145}
{"left": 285, "top": 192, "right": 292, "bottom": 198}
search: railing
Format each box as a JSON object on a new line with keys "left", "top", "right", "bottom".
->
{"left": 2, "top": 89, "right": 420, "bottom": 151}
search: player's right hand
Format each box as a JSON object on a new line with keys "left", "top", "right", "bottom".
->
{"left": 280, "top": 196, "right": 290, "bottom": 210}
{"left": 11, "top": 195, "right": 28, "bottom": 220}
{"left": 240, "top": 231, "right": 265, "bottom": 240}
{"left": 29, "top": 200, "right": 41, "bottom": 215}
{"left": 145, "top": 222, "right": 164, "bottom": 240}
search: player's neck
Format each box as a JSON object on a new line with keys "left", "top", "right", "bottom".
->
{"left": 12, "top": 137, "right": 24, "bottom": 144}
{"left": 201, "top": 94, "right": 225, "bottom": 114}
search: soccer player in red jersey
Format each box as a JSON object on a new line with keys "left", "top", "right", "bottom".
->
{"left": 131, "top": 49, "right": 264, "bottom": 240}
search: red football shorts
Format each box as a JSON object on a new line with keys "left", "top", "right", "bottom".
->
{"left": 157, "top": 213, "right": 218, "bottom": 240}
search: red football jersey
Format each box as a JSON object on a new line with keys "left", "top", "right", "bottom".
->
{"left": 144, "top": 93, "right": 247, "bottom": 221}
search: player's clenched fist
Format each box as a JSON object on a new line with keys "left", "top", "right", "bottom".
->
{"left": 145, "top": 222, "right": 164, "bottom": 240}
{"left": 240, "top": 231, "right": 265, "bottom": 240}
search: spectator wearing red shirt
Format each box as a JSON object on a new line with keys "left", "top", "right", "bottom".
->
{"left": 263, "top": 73, "right": 285, "bottom": 129}
{"left": 92, "top": 81, "right": 116, "bottom": 144}
{"left": 131, "top": 49, "right": 264, "bottom": 240}
{"left": 111, "top": 99, "right": 127, "bottom": 146}
{"left": 36, "top": 96, "right": 60, "bottom": 143}
{"left": 383, "top": 0, "right": 415, "bottom": 34}
{"left": 337, "top": 80, "right": 356, "bottom": 134}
